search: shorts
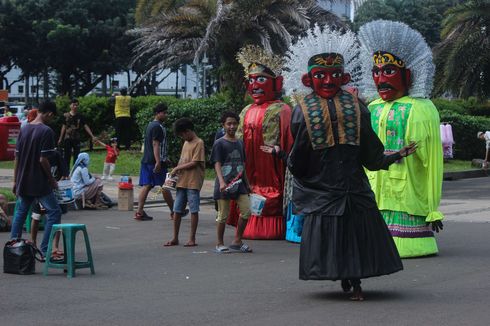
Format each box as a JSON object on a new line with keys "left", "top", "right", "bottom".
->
{"left": 216, "top": 194, "right": 251, "bottom": 224}
{"left": 139, "top": 163, "right": 167, "bottom": 187}
{"left": 174, "top": 188, "right": 200, "bottom": 214}
{"left": 31, "top": 201, "right": 45, "bottom": 221}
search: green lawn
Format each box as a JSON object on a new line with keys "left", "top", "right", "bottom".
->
{"left": 0, "top": 151, "right": 476, "bottom": 178}
{"left": 0, "top": 146, "right": 217, "bottom": 180}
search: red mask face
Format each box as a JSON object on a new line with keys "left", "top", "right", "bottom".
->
{"left": 302, "top": 67, "right": 351, "bottom": 99}
{"left": 246, "top": 74, "right": 283, "bottom": 105}
{"left": 372, "top": 64, "right": 411, "bottom": 101}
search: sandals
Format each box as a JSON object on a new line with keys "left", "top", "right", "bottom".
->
{"left": 134, "top": 211, "right": 153, "bottom": 221}
{"left": 214, "top": 245, "right": 230, "bottom": 254}
{"left": 229, "top": 243, "right": 252, "bottom": 253}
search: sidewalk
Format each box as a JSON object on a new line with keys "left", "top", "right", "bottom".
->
{"left": 0, "top": 168, "right": 215, "bottom": 205}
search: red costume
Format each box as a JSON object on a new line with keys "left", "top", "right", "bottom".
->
{"left": 228, "top": 46, "right": 293, "bottom": 239}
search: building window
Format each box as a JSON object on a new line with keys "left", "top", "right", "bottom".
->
{"left": 31, "top": 85, "right": 37, "bottom": 93}
{"left": 18, "top": 85, "right": 24, "bottom": 94}
{"left": 112, "top": 80, "right": 120, "bottom": 88}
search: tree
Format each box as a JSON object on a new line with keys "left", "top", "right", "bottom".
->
{"left": 0, "top": 0, "right": 136, "bottom": 97}
{"left": 434, "top": 0, "right": 490, "bottom": 100}
{"left": 130, "top": 0, "right": 345, "bottom": 105}
{"left": 135, "top": 0, "right": 186, "bottom": 23}
{"left": 354, "top": 0, "right": 458, "bottom": 46}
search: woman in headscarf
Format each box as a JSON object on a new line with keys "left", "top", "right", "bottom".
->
{"left": 70, "top": 153, "right": 107, "bottom": 209}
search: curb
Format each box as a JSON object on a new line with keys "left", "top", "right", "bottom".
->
{"left": 443, "top": 169, "right": 489, "bottom": 181}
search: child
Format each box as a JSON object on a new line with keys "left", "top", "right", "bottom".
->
{"left": 210, "top": 111, "right": 252, "bottom": 253}
{"left": 97, "top": 138, "right": 119, "bottom": 180}
{"left": 164, "top": 118, "right": 205, "bottom": 247}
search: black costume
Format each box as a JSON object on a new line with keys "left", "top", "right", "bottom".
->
{"left": 288, "top": 92, "right": 403, "bottom": 281}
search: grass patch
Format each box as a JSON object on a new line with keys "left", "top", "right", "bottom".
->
{"left": 443, "top": 159, "right": 478, "bottom": 172}
{"left": 0, "top": 150, "right": 475, "bottom": 177}
{"left": 0, "top": 146, "right": 218, "bottom": 179}
{"left": 0, "top": 187, "right": 16, "bottom": 201}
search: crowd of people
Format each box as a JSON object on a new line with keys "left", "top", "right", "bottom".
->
{"left": 7, "top": 19, "right": 460, "bottom": 301}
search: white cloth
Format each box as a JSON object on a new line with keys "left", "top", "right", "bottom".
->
{"left": 484, "top": 131, "right": 490, "bottom": 149}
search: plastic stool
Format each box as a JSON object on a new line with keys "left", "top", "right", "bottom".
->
{"left": 43, "top": 224, "right": 95, "bottom": 278}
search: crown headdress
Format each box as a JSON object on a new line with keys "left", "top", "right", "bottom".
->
{"left": 358, "top": 20, "right": 435, "bottom": 100}
{"left": 283, "top": 24, "right": 361, "bottom": 96}
{"left": 236, "top": 45, "right": 284, "bottom": 78}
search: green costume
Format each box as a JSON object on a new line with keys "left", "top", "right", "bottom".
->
{"left": 366, "top": 96, "right": 444, "bottom": 258}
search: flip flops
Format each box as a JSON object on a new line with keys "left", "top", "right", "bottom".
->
{"left": 229, "top": 243, "right": 252, "bottom": 253}
{"left": 214, "top": 245, "right": 230, "bottom": 254}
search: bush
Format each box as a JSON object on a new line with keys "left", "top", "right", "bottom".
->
{"left": 0, "top": 188, "right": 15, "bottom": 202}
{"left": 135, "top": 96, "right": 229, "bottom": 163}
{"left": 438, "top": 110, "right": 490, "bottom": 160}
{"left": 433, "top": 98, "right": 490, "bottom": 117}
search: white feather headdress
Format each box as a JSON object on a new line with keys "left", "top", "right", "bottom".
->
{"left": 283, "top": 24, "right": 361, "bottom": 96}
{"left": 358, "top": 20, "right": 435, "bottom": 100}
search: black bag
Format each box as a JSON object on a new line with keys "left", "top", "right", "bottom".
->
{"left": 3, "top": 239, "right": 43, "bottom": 275}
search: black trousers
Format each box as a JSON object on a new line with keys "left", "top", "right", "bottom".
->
{"left": 63, "top": 138, "right": 80, "bottom": 168}
{"left": 115, "top": 117, "right": 132, "bottom": 150}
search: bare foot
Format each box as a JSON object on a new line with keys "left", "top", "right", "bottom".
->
{"left": 164, "top": 240, "right": 179, "bottom": 247}
{"left": 184, "top": 241, "right": 197, "bottom": 247}
{"left": 350, "top": 285, "right": 364, "bottom": 301}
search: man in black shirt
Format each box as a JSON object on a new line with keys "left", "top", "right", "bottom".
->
{"left": 58, "top": 98, "right": 96, "bottom": 167}
{"left": 10, "top": 101, "right": 62, "bottom": 257}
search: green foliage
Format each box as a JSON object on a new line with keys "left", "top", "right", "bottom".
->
{"left": 135, "top": 96, "right": 227, "bottom": 163}
{"left": 433, "top": 98, "right": 490, "bottom": 116}
{"left": 0, "top": 188, "right": 15, "bottom": 202}
{"left": 434, "top": 0, "right": 490, "bottom": 100}
{"left": 1, "top": 0, "right": 135, "bottom": 97}
{"left": 436, "top": 109, "right": 490, "bottom": 160}
{"left": 354, "top": 0, "right": 455, "bottom": 46}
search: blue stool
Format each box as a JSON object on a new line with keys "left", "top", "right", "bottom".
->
{"left": 44, "top": 224, "right": 95, "bottom": 278}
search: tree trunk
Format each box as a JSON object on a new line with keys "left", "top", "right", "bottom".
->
{"left": 101, "top": 74, "right": 107, "bottom": 96}
{"left": 43, "top": 68, "right": 49, "bottom": 99}
{"left": 24, "top": 74, "right": 30, "bottom": 104}
{"left": 175, "top": 67, "right": 179, "bottom": 98}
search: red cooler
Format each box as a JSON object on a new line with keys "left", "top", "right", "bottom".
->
{"left": 0, "top": 116, "right": 20, "bottom": 161}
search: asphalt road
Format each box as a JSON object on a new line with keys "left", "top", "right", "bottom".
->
{"left": 0, "top": 177, "right": 489, "bottom": 326}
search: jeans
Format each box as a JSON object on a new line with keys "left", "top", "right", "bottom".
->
{"left": 174, "top": 188, "right": 200, "bottom": 214}
{"left": 10, "top": 192, "right": 62, "bottom": 255}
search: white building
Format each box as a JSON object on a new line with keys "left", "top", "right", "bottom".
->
{"left": 2, "top": 0, "right": 362, "bottom": 103}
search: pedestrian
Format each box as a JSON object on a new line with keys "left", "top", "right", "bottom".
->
{"left": 211, "top": 111, "right": 252, "bottom": 253}
{"left": 135, "top": 103, "right": 175, "bottom": 221}
{"left": 96, "top": 138, "right": 119, "bottom": 180}
{"left": 3, "top": 104, "right": 12, "bottom": 117}
{"left": 58, "top": 98, "right": 97, "bottom": 167}
{"left": 164, "top": 118, "right": 205, "bottom": 247}
{"left": 477, "top": 131, "right": 490, "bottom": 169}
{"left": 358, "top": 20, "right": 444, "bottom": 258}
{"left": 10, "top": 100, "right": 62, "bottom": 259}
{"left": 113, "top": 87, "right": 132, "bottom": 150}
{"left": 284, "top": 25, "right": 414, "bottom": 300}
{"left": 25, "top": 108, "right": 69, "bottom": 259}
{"left": 70, "top": 152, "right": 108, "bottom": 209}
